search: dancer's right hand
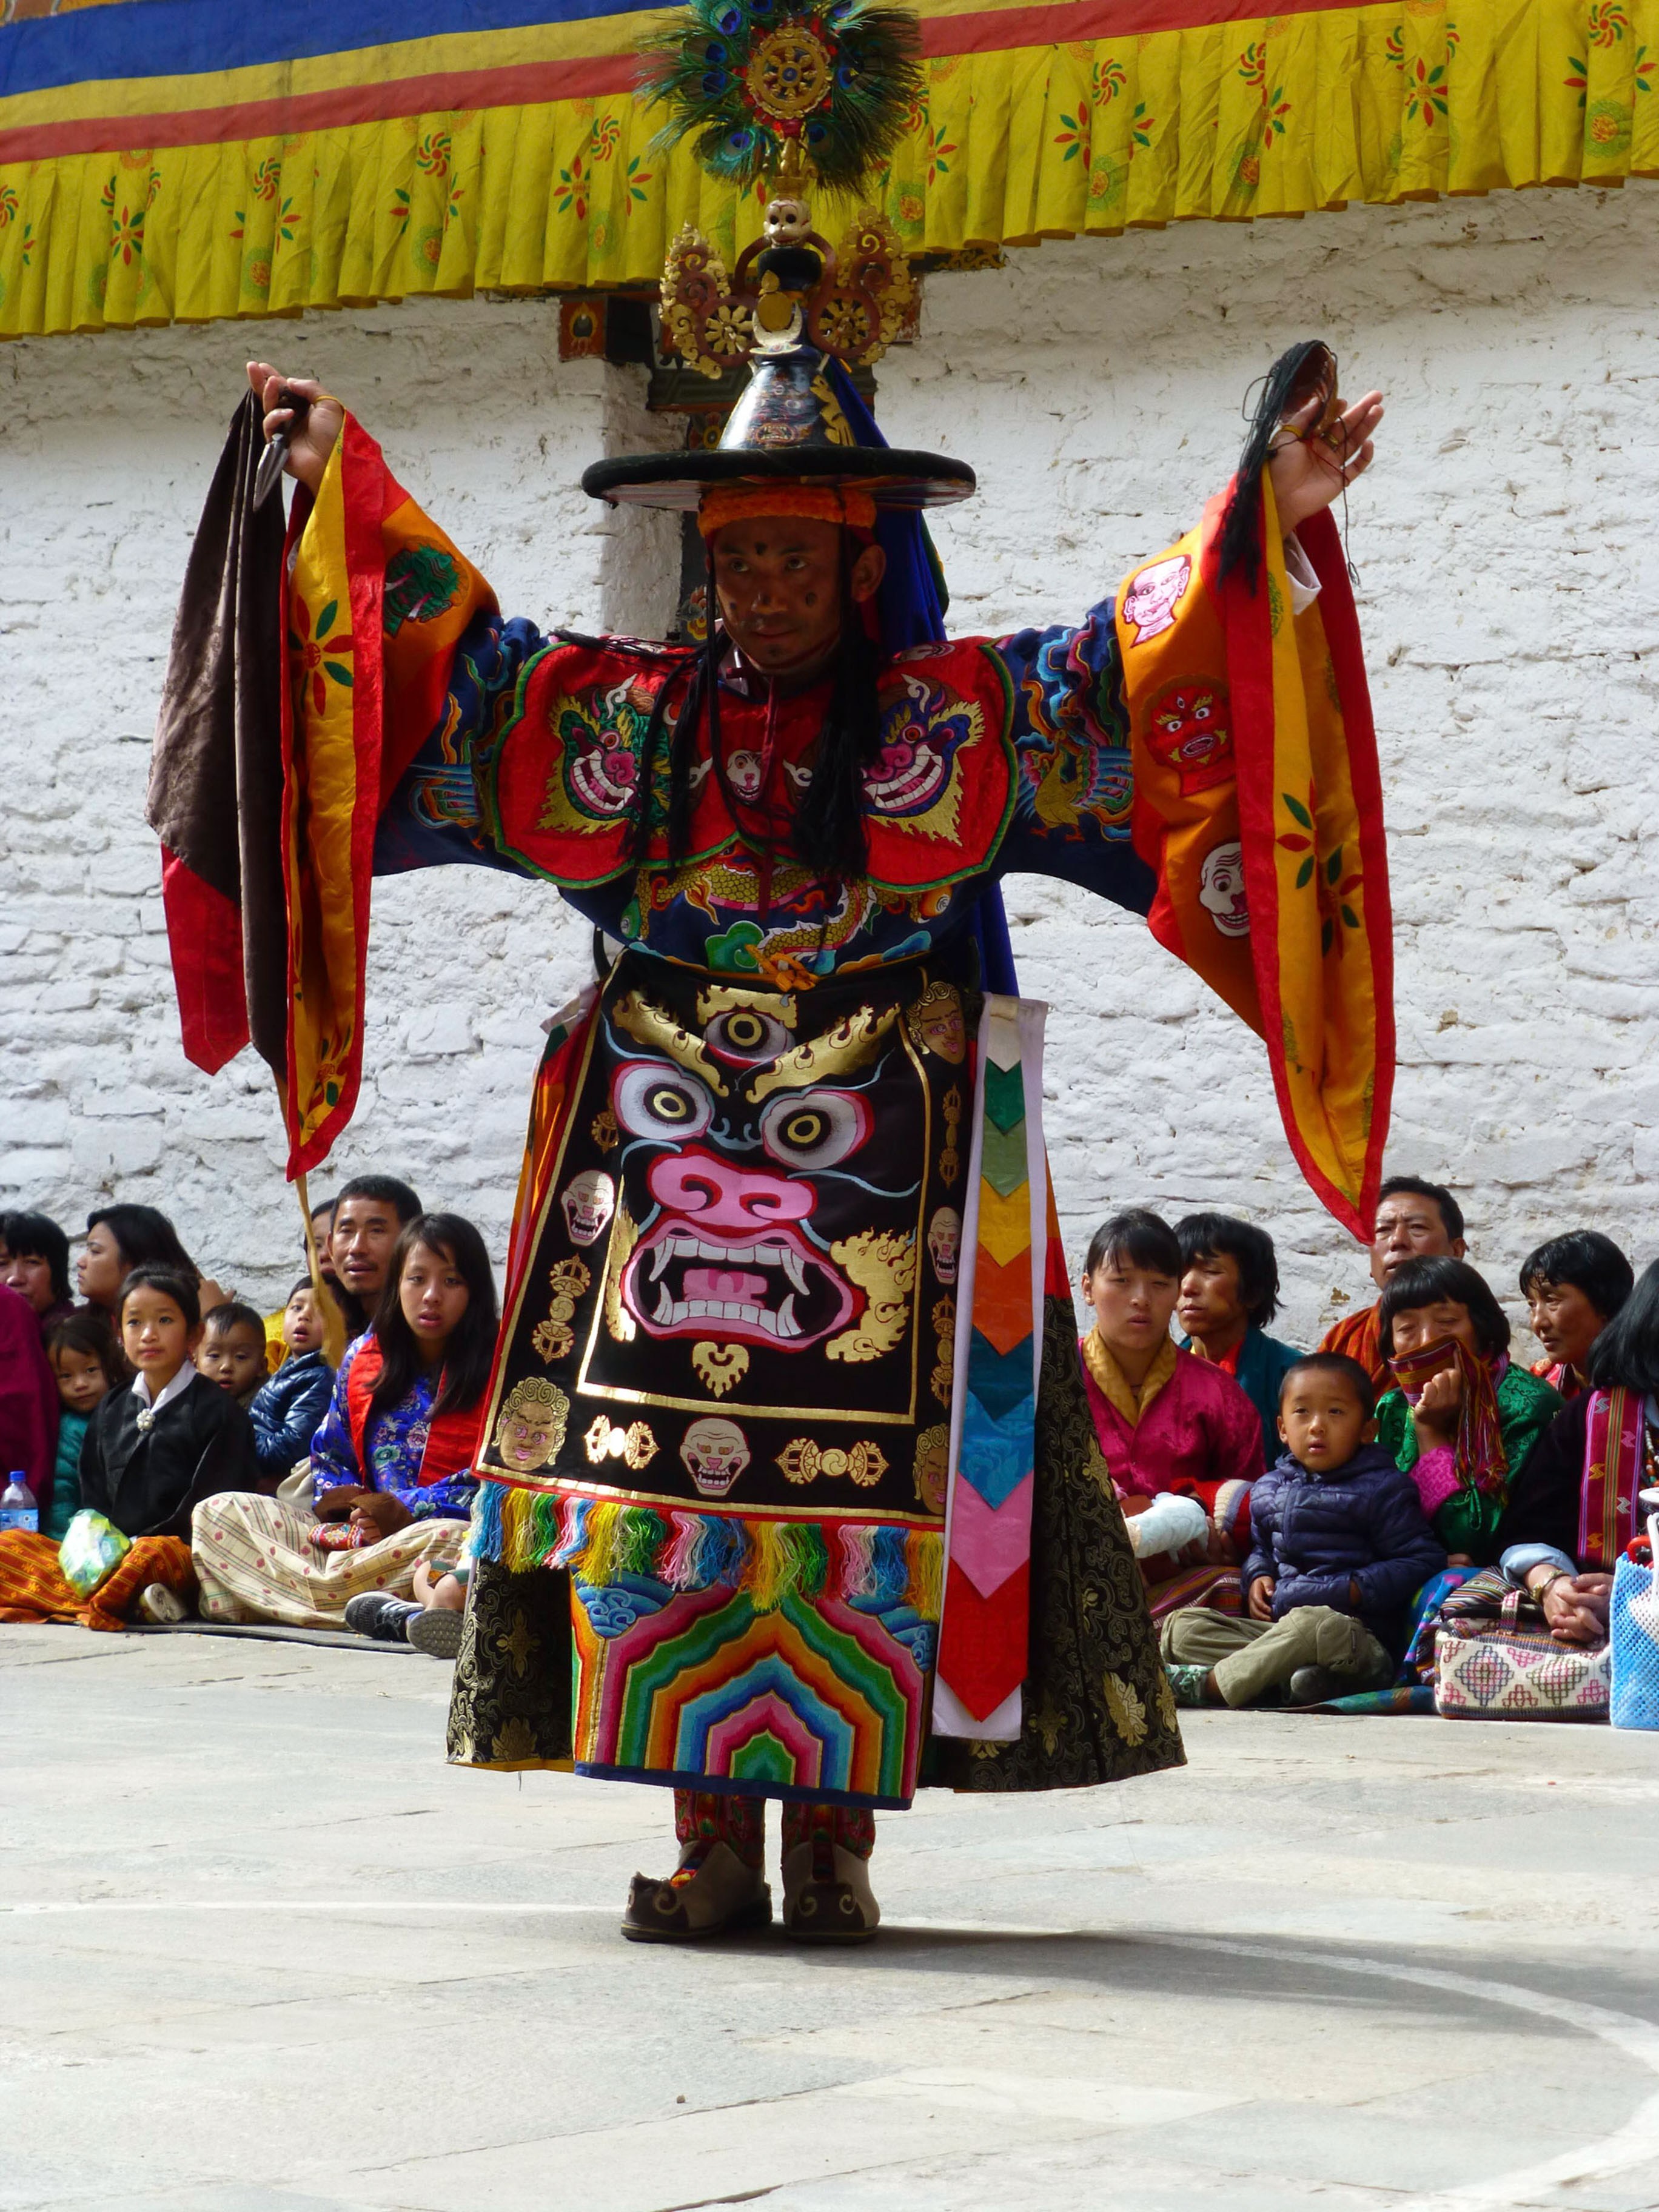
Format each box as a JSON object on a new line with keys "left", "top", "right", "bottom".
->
{"left": 246, "top": 360, "right": 343, "bottom": 494}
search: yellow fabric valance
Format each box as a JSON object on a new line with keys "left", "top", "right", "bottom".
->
{"left": 0, "top": 0, "right": 1654, "bottom": 338}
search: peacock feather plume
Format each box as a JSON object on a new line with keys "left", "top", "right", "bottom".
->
{"left": 638, "top": 0, "right": 923, "bottom": 196}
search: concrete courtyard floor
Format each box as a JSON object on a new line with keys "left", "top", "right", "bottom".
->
{"left": 4, "top": 1626, "right": 1659, "bottom": 2212}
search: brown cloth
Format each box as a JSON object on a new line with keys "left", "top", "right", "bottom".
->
{"left": 146, "top": 391, "right": 288, "bottom": 1076}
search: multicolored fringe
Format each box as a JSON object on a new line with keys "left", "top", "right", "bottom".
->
{"left": 468, "top": 1481, "right": 942, "bottom": 1620}
{"left": 933, "top": 994, "right": 1047, "bottom": 1741}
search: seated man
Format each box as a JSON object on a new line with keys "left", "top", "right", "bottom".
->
{"left": 1518, "top": 1231, "right": 1634, "bottom": 1401}
{"left": 326, "top": 1176, "right": 421, "bottom": 1339}
{"left": 1162, "top": 1353, "right": 1445, "bottom": 1706}
{"left": 1175, "top": 1212, "right": 1303, "bottom": 1469}
{"left": 1318, "top": 1176, "right": 1466, "bottom": 1389}
{"left": 1078, "top": 1208, "right": 1264, "bottom": 1619}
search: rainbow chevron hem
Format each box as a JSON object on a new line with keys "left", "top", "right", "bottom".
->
{"left": 932, "top": 994, "right": 1048, "bottom": 1740}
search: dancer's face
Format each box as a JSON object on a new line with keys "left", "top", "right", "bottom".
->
{"left": 708, "top": 518, "right": 885, "bottom": 683}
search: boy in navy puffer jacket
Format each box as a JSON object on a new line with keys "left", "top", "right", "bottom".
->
{"left": 1162, "top": 1353, "right": 1445, "bottom": 1706}
{"left": 247, "top": 1281, "right": 337, "bottom": 1486}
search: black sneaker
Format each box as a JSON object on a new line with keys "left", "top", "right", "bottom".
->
{"left": 344, "top": 1592, "right": 419, "bottom": 1643}
{"left": 1289, "top": 1665, "right": 1343, "bottom": 1706}
{"left": 407, "top": 1606, "right": 464, "bottom": 1660}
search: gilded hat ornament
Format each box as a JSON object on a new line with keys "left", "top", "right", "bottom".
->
{"left": 584, "top": 1, "right": 973, "bottom": 512}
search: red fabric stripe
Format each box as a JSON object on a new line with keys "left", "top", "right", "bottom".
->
{"left": 159, "top": 846, "right": 249, "bottom": 1074}
{"left": 0, "top": 0, "right": 1375, "bottom": 164}
{"left": 937, "top": 1557, "right": 1030, "bottom": 1722}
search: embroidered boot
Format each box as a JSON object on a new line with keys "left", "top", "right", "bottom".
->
{"left": 622, "top": 1791, "right": 771, "bottom": 1943}
{"left": 780, "top": 1803, "right": 879, "bottom": 1945}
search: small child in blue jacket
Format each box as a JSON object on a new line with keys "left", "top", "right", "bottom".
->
{"left": 1162, "top": 1353, "right": 1446, "bottom": 1707}
{"left": 247, "top": 1280, "right": 337, "bottom": 1486}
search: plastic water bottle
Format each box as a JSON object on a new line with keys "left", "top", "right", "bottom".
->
{"left": 1, "top": 1474, "right": 38, "bottom": 1535}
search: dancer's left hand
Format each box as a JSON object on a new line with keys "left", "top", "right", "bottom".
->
{"left": 1270, "top": 389, "right": 1384, "bottom": 532}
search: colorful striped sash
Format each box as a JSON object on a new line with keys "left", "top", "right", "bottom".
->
{"left": 933, "top": 994, "right": 1048, "bottom": 1741}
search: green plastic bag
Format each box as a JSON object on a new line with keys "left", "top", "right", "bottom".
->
{"left": 58, "top": 1509, "right": 130, "bottom": 1598}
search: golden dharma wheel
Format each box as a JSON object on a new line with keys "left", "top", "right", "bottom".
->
{"left": 746, "top": 26, "right": 833, "bottom": 121}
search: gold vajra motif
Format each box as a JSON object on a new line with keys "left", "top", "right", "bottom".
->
{"left": 826, "top": 1229, "right": 917, "bottom": 1364}
{"left": 499, "top": 1609, "right": 540, "bottom": 1680}
{"left": 913, "top": 1423, "right": 948, "bottom": 1514}
{"left": 591, "top": 1107, "right": 618, "bottom": 1151}
{"left": 1103, "top": 1671, "right": 1148, "bottom": 1748}
{"left": 603, "top": 1199, "right": 638, "bottom": 1344}
{"left": 1033, "top": 1693, "right": 1067, "bottom": 1756}
{"left": 691, "top": 1341, "right": 749, "bottom": 1398}
{"left": 532, "top": 1256, "right": 591, "bottom": 1364}
{"left": 939, "top": 1085, "right": 963, "bottom": 1188}
{"left": 930, "top": 1294, "right": 956, "bottom": 1408}
{"left": 1155, "top": 1672, "right": 1179, "bottom": 1733}
{"left": 776, "top": 1437, "right": 890, "bottom": 1487}
{"left": 583, "top": 1415, "right": 659, "bottom": 1472}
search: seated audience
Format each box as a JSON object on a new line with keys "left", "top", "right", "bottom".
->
{"left": 191, "top": 1211, "right": 493, "bottom": 1631}
{"left": 247, "top": 1279, "right": 338, "bottom": 1485}
{"left": 1175, "top": 1213, "right": 1303, "bottom": 1469}
{"left": 44, "top": 1312, "right": 121, "bottom": 1542}
{"left": 262, "top": 1195, "right": 339, "bottom": 1375}
{"left": 1519, "top": 1230, "right": 1634, "bottom": 1402}
{"left": 1163, "top": 1354, "right": 1445, "bottom": 1706}
{"left": 0, "top": 1266, "right": 260, "bottom": 1632}
{"left": 198, "top": 1302, "right": 269, "bottom": 1404}
{"left": 0, "top": 1282, "right": 58, "bottom": 1522}
{"left": 327, "top": 1176, "right": 422, "bottom": 1338}
{"left": 1318, "top": 1176, "right": 1467, "bottom": 1389}
{"left": 1374, "top": 1256, "right": 1561, "bottom": 1566}
{"left": 346, "top": 1553, "right": 470, "bottom": 1659}
{"left": 1491, "top": 1255, "right": 1659, "bottom": 1649}
{"left": 2, "top": 1211, "right": 75, "bottom": 1339}
{"left": 76, "top": 1204, "right": 227, "bottom": 1319}
{"left": 1079, "top": 1208, "right": 1262, "bottom": 1619}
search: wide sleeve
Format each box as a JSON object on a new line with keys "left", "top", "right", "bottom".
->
{"left": 308, "top": 1341, "right": 366, "bottom": 1500}
{"left": 394, "top": 1466, "right": 478, "bottom": 1523}
{"left": 249, "top": 1363, "right": 336, "bottom": 1482}
{"left": 990, "top": 598, "right": 1156, "bottom": 914}
{"left": 275, "top": 417, "right": 560, "bottom": 1173}
{"left": 1353, "top": 1473, "right": 1447, "bottom": 1615}
{"left": 184, "top": 1398, "right": 265, "bottom": 1527}
{"left": 1111, "top": 485, "right": 1393, "bottom": 1241}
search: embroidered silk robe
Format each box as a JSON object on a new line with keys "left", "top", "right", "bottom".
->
{"left": 258, "top": 417, "right": 1385, "bottom": 1812}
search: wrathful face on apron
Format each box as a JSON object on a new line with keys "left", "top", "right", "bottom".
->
{"left": 472, "top": 953, "right": 971, "bottom": 1805}
{"left": 480, "top": 953, "right": 971, "bottom": 1525}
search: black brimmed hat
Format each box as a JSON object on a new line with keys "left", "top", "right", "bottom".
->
{"left": 581, "top": 340, "right": 974, "bottom": 513}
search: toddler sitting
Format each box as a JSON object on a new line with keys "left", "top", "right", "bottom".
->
{"left": 198, "top": 1302, "right": 269, "bottom": 1406}
{"left": 44, "top": 1313, "right": 119, "bottom": 1541}
{"left": 1162, "top": 1353, "right": 1446, "bottom": 1707}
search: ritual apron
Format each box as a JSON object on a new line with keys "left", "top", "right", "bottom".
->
{"left": 456, "top": 946, "right": 971, "bottom": 1807}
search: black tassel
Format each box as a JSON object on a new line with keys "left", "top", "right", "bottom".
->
{"left": 1217, "top": 340, "right": 1336, "bottom": 593}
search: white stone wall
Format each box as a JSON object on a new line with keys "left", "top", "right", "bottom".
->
{"left": 4, "top": 179, "right": 1657, "bottom": 1347}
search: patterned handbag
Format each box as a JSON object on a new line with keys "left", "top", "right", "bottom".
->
{"left": 1610, "top": 1515, "right": 1659, "bottom": 1731}
{"left": 1433, "top": 1585, "right": 1610, "bottom": 1721}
